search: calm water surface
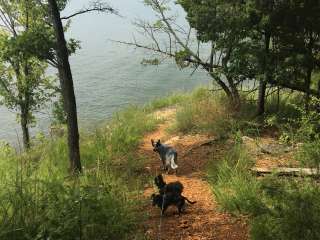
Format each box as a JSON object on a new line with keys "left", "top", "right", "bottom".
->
{"left": 0, "top": 0, "right": 210, "bottom": 145}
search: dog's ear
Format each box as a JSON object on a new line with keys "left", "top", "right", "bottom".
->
{"left": 151, "top": 139, "right": 155, "bottom": 147}
{"left": 151, "top": 193, "right": 156, "bottom": 199}
{"left": 157, "top": 139, "right": 161, "bottom": 145}
{"left": 154, "top": 174, "right": 162, "bottom": 187}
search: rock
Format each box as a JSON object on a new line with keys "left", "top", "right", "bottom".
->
{"left": 179, "top": 221, "right": 189, "bottom": 229}
{"left": 241, "top": 136, "right": 254, "bottom": 142}
{"left": 259, "top": 143, "right": 292, "bottom": 155}
{"left": 145, "top": 229, "right": 153, "bottom": 236}
{"left": 164, "top": 136, "right": 180, "bottom": 145}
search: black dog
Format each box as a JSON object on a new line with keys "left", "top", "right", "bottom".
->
{"left": 151, "top": 193, "right": 196, "bottom": 215}
{"left": 154, "top": 174, "right": 183, "bottom": 195}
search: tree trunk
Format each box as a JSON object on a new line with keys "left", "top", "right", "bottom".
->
{"left": 20, "top": 109, "right": 30, "bottom": 149}
{"left": 209, "top": 72, "right": 233, "bottom": 99}
{"left": 15, "top": 64, "right": 31, "bottom": 150}
{"left": 305, "top": 34, "right": 314, "bottom": 112}
{"left": 305, "top": 67, "right": 312, "bottom": 112}
{"left": 22, "top": 56, "right": 31, "bottom": 149}
{"left": 276, "top": 86, "right": 280, "bottom": 112}
{"left": 257, "top": 80, "right": 267, "bottom": 116}
{"left": 257, "top": 32, "right": 271, "bottom": 116}
{"left": 48, "top": 0, "right": 81, "bottom": 173}
{"left": 228, "top": 75, "right": 241, "bottom": 109}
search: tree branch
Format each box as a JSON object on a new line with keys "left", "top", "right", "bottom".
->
{"left": 151, "top": 0, "right": 204, "bottom": 65}
{"left": 110, "top": 39, "right": 222, "bottom": 70}
{"left": 0, "top": 77, "right": 18, "bottom": 104}
{"left": 61, "top": 1, "right": 117, "bottom": 20}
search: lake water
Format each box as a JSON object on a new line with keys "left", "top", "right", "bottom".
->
{"left": 0, "top": 0, "right": 210, "bottom": 145}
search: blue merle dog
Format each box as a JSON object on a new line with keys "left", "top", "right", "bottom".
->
{"left": 151, "top": 139, "right": 178, "bottom": 174}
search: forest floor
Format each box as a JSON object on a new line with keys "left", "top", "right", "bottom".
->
{"left": 138, "top": 108, "right": 248, "bottom": 240}
{"left": 138, "top": 107, "right": 300, "bottom": 240}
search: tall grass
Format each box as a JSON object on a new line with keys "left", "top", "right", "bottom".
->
{"left": 144, "top": 92, "right": 188, "bottom": 111}
{"left": 172, "top": 88, "right": 260, "bottom": 138}
{"left": 208, "top": 143, "right": 262, "bottom": 215}
{"left": 209, "top": 140, "right": 320, "bottom": 240}
{"left": 0, "top": 105, "right": 158, "bottom": 240}
{"left": 173, "top": 89, "right": 230, "bottom": 136}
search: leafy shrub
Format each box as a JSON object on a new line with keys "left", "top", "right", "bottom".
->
{"left": 52, "top": 95, "right": 67, "bottom": 125}
{"left": 296, "top": 139, "right": 320, "bottom": 172}
{"left": 273, "top": 97, "right": 320, "bottom": 143}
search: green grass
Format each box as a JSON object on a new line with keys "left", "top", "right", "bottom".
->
{"left": 171, "top": 88, "right": 259, "bottom": 138}
{"left": 208, "top": 142, "right": 320, "bottom": 240}
{"left": 200, "top": 90, "right": 320, "bottom": 239}
{"left": 207, "top": 143, "right": 261, "bottom": 215}
{"left": 0, "top": 105, "right": 158, "bottom": 240}
{"left": 296, "top": 139, "right": 320, "bottom": 172}
{"left": 2, "top": 87, "right": 320, "bottom": 240}
{"left": 144, "top": 92, "right": 188, "bottom": 112}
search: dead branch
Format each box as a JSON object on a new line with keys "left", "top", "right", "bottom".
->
{"left": 61, "top": 1, "right": 117, "bottom": 20}
{"left": 251, "top": 167, "right": 319, "bottom": 177}
{"left": 182, "top": 138, "right": 218, "bottom": 158}
{"left": 110, "top": 39, "right": 221, "bottom": 70}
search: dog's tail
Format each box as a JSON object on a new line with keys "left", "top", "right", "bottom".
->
{"left": 182, "top": 196, "right": 196, "bottom": 204}
{"left": 169, "top": 155, "right": 178, "bottom": 169}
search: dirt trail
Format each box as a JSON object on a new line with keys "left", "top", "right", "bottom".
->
{"left": 139, "top": 108, "right": 248, "bottom": 240}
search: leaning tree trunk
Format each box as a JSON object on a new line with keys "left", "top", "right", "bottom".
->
{"left": 209, "top": 73, "right": 241, "bottom": 110}
{"left": 48, "top": 0, "right": 82, "bottom": 173}
{"left": 226, "top": 75, "right": 241, "bottom": 110}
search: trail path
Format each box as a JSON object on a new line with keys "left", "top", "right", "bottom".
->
{"left": 139, "top": 108, "right": 248, "bottom": 240}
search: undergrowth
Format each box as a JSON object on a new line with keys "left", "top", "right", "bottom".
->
{"left": 172, "top": 88, "right": 258, "bottom": 138}
{"left": 0, "top": 105, "right": 158, "bottom": 240}
{"left": 144, "top": 92, "right": 188, "bottom": 111}
{"left": 2, "top": 87, "right": 320, "bottom": 240}
{"left": 208, "top": 142, "right": 320, "bottom": 240}
{"left": 205, "top": 92, "right": 320, "bottom": 240}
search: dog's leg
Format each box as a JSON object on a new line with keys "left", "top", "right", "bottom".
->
{"left": 160, "top": 156, "right": 166, "bottom": 171}
{"left": 177, "top": 199, "right": 185, "bottom": 215}
{"left": 161, "top": 204, "right": 168, "bottom": 216}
